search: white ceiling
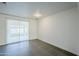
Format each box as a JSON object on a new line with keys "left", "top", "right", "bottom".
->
{"left": 0, "top": 2, "right": 77, "bottom": 18}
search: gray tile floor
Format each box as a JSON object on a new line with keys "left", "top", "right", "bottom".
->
{"left": 0, "top": 39, "right": 76, "bottom": 56}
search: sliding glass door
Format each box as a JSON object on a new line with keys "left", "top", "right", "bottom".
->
{"left": 6, "top": 19, "right": 29, "bottom": 44}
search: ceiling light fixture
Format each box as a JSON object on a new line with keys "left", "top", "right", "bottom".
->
{"left": 34, "top": 10, "right": 42, "bottom": 18}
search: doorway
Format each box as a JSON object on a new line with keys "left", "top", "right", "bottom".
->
{"left": 6, "top": 19, "right": 29, "bottom": 44}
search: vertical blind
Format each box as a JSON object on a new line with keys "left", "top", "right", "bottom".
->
{"left": 7, "top": 19, "right": 29, "bottom": 44}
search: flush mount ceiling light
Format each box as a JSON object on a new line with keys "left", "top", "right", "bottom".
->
{"left": 33, "top": 10, "right": 42, "bottom": 18}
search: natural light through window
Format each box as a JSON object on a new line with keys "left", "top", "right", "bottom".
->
{"left": 6, "top": 19, "right": 29, "bottom": 44}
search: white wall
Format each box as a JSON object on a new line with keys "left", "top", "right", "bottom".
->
{"left": 74, "top": 2, "right": 79, "bottom": 55}
{"left": 0, "top": 14, "right": 6, "bottom": 45}
{"left": 38, "top": 7, "right": 79, "bottom": 55}
{"left": 0, "top": 13, "right": 38, "bottom": 45}
{"left": 29, "top": 19, "right": 38, "bottom": 40}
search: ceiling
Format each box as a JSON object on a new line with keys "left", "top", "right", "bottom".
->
{"left": 0, "top": 2, "right": 77, "bottom": 18}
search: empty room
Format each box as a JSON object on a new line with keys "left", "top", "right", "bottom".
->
{"left": 0, "top": 2, "right": 79, "bottom": 56}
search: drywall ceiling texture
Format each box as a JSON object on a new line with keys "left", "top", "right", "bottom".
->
{"left": 0, "top": 2, "right": 77, "bottom": 18}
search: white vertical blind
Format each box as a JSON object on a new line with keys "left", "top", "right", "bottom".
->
{"left": 6, "top": 19, "right": 29, "bottom": 44}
